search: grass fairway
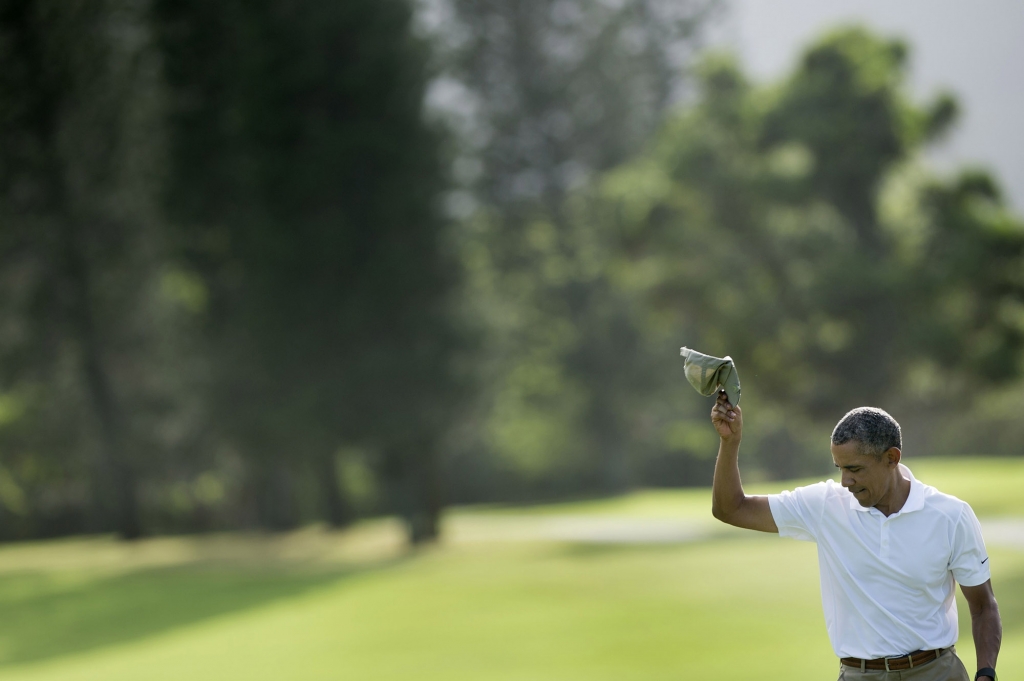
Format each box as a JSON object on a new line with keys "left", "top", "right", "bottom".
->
{"left": 0, "top": 457, "right": 1022, "bottom": 681}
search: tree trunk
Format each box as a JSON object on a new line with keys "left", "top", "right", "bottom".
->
{"left": 320, "top": 452, "right": 353, "bottom": 528}
{"left": 406, "top": 439, "right": 443, "bottom": 544}
{"left": 254, "top": 459, "right": 298, "bottom": 531}
{"left": 63, "top": 221, "right": 142, "bottom": 540}
{"left": 382, "top": 440, "right": 442, "bottom": 545}
{"left": 592, "top": 400, "right": 628, "bottom": 494}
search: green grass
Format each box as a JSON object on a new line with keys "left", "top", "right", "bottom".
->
{"left": 450, "top": 456, "right": 1024, "bottom": 519}
{"left": 0, "top": 457, "right": 1022, "bottom": 681}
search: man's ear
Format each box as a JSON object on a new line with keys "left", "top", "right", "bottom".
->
{"left": 885, "top": 447, "right": 902, "bottom": 466}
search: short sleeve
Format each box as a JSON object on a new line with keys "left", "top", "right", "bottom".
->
{"left": 768, "top": 481, "right": 830, "bottom": 542}
{"left": 949, "top": 503, "right": 991, "bottom": 587}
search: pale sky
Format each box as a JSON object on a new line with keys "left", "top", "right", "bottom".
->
{"left": 713, "top": 0, "right": 1024, "bottom": 210}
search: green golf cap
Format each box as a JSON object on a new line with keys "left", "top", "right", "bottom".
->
{"left": 679, "top": 346, "right": 741, "bottom": 405}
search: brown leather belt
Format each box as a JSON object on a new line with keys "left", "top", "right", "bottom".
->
{"left": 840, "top": 648, "right": 945, "bottom": 671}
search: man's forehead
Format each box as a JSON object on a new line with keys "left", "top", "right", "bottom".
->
{"left": 831, "top": 441, "right": 874, "bottom": 466}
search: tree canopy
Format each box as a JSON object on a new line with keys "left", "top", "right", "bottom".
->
{"left": 1, "top": 5, "right": 1022, "bottom": 542}
{"left": 594, "top": 28, "right": 1024, "bottom": 475}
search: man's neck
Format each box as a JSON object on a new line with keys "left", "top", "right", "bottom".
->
{"left": 874, "top": 470, "right": 911, "bottom": 516}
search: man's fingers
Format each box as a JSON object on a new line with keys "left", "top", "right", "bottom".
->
{"left": 713, "top": 401, "right": 734, "bottom": 414}
{"left": 712, "top": 403, "right": 736, "bottom": 421}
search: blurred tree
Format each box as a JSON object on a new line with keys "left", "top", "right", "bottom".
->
{"left": 0, "top": 0, "right": 180, "bottom": 539}
{"left": 598, "top": 28, "right": 1024, "bottom": 474}
{"left": 439, "top": 0, "right": 714, "bottom": 214}
{"left": 432, "top": 0, "right": 716, "bottom": 498}
{"left": 3, "top": 7, "right": 1020, "bottom": 543}
{"left": 157, "top": 0, "right": 460, "bottom": 540}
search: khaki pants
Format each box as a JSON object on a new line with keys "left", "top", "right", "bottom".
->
{"left": 837, "top": 647, "right": 970, "bottom": 681}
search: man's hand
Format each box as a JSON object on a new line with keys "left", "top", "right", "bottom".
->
{"left": 711, "top": 390, "right": 742, "bottom": 442}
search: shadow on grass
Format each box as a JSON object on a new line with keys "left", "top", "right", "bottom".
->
{"left": 0, "top": 558, "right": 406, "bottom": 668}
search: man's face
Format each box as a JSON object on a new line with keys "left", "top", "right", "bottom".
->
{"left": 831, "top": 440, "right": 898, "bottom": 508}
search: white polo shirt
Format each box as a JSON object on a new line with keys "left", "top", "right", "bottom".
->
{"left": 768, "top": 464, "right": 990, "bottom": 659}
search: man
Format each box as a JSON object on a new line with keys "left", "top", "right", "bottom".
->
{"left": 710, "top": 391, "right": 1001, "bottom": 680}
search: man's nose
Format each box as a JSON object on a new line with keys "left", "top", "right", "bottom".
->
{"left": 841, "top": 472, "right": 854, "bottom": 488}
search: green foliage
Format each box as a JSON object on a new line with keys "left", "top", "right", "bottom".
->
{"left": 441, "top": 0, "right": 715, "bottom": 209}
{"left": 3, "top": 1, "right": 1023, "bottom": 541}
{"left": 440, "top": 0, "right": 715, "bottom": 499}
{"left": 449, "top": 26, "right": 1024, "bottom": 492}
{"left": 588, "top": 28, "right": 1024, "bottom": 475}
{"left": 0, "top": 0, "right": 192, "bottom": 538}
{"left": 156, "top": 0, "right": 462, "bottom": 537}
{"left": 0, "top": 0, "right": 466, "bottom": 541}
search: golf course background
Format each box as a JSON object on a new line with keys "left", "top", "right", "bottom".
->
{"left": 1, "top": 457, "right": 1019, "bottom": 681}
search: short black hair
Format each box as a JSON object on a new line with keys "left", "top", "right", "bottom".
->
{"left": 831, "top": 407, "right": 902, "bottom": 459}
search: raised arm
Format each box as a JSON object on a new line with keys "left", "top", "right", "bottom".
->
{"left": 961, "top": 580, "right": 1001, "bottom": 681}
{"left": 710, "top": 391, "right": 778, "bottom": 533}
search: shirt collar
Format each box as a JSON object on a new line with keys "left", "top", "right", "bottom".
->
{"left": 847, "top": 463, "right": 924, "bottom": 515}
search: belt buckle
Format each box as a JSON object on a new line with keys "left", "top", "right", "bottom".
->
{"left": 883, "top": 654, "right": 910, "bottom": 672}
